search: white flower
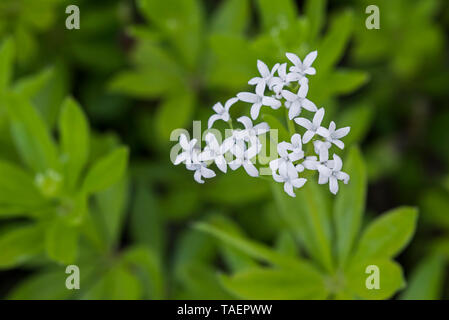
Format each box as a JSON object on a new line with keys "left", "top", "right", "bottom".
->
{"left": 317, "top": 154, "right": 349, "bottom": 195}
{"left": 228, "top": 143, "right": 260, "bottom": 177}
{"left": 286, "top": 51, "right": 317, "bottom": 83}
{"left": 269, "top": 136, "right": 303, "bottom": 177}
{"left": 313, "top": 140, "right": 331, "bottom": 155}
{"left": 199, "top": 133, "right": 230, "bottom": 173}
{"left": 186, "top": 162, "right": 216, "bottom": 184}
{"left": 282, "top": 83, "right": 317, "bottom": 119}
{"left": 317, "top": 121, "right": 350, "bottom": 149}
{"left": 273, "top": 169, "right": 307, "bottom": 197}
{"left": 269, "top": 63, "right": 298, "bottom": 97}
{"left": 235, "top": 116, "right": 270, "bottom": 141}
{"left": 302, "top": 142, "right": 334, "bottom": 184}
{"left": 174, "top": 134, "right": 199, "bottom": 165}
{"left": 294, "top": 107, "right": 325, "bottom": 143}
{"left": 208, "top": 97, "right": 238, "bottom": 129}
{"left": 237, "top": 82, "right": 282, "bottom": 120}
{"left": 248, "top": 60, "right": 279, "bottom": 91}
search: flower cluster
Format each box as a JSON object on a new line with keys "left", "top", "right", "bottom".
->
{"left": 172, "top": 51, "right": 350, "bottom": 196}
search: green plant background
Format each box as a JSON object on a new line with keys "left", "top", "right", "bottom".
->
{"left": 0, "top": 0, "right": 448, "bottom": 300}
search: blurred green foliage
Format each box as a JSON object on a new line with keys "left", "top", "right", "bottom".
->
{"left": 0, "top": 0, "right": 448, "bottom": 300}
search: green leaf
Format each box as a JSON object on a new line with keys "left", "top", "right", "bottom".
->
{"left": 8, "top": 270, "right": 74, "bottom": 300}
{"left": 155, "top": 91, "right": 195, "bottom": 142}
{"left": 83, "top": 265, "right": 142, "bottom": 300}
{"left": 6, "top": 93, "right": 60, "bottom": 172}
{"left": 110, "top": 44, "right": 183, "bottom": 99}
{"left": 327, "top": 70, "right": 369, "bottom": 95}
{"left": 352, "top": 207, "right": 418, "bottom": 262}
{"left": 130, "top": 183, "right": 164, "bottom": 255}
{"left": 400, "top": 254, "right": 446, "bottom": 300}
{"left": 304, "top": 0, "right": 326, "bottom": 41}
{"left": 220, "top": 267, "right": 327, "bottom": 299}
{"left": 346, "top": 259, "right": 405, "bottom": 300}
{"left": 82, "top": 147, "right": 129, "bottom": 194}
{"left": 334, "top": 147, "right": 367, "bottom": 267}
{"left": 0, "top": 37, "right": 14, "bottom": 92}
{"left": 95, "top": 177, "right": 128, "bottom": 247}
{"left": 271, "top": 181, "right": 333, "bottom": 272}
{"left": 262, "top": 114, "right": 290, "bottom": 142}
{"left": 122, "top": 246, "right": 164, "bottom": 299}
{"left": 211, "top": 0, "right": 250, "bottom": 35}
{"left": 195, "top": 220, "right": 313, "bottom": 272}
{"left": 256, "top": 0, "right": 297, "bottom": 31}
{"left": 59, "top": 97, "right": 90, "bottom": 190}
{"left": 0, "top": 160, "right": 46, "bottom": 211}
{"left": 138, "top": 0, "right": 203, "bottom": 69}
{"left": 317, "top": 10, "right": 353, "bottom": 72}
{"left": 0, "top": 224, "right": 45, "bottom": 269}
{"left": 45, "top": 219, "right": 78, "bottom": 264}
{"left": 12, "top": 67, "right": 54, "bottom": 99}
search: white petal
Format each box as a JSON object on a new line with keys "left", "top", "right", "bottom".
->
{"left": 302, "top": 130, "right": 315, "bottom": 144}
{"left": 228, "top": 160, "right": 241, "bottom": 170}
{"left": 292, "top": 178, "right": 307, "bottom": 188}
{"left": 262, "top": 96, "right": 281, "bottom": 109}
{"left": 294, "top": 117, "right": 312, "bottom": 130}
{"left": 257, "top": 60, "right": 270, "bottom": 78}
{"left": 336, "top": 171, "right": 350, "bottom": 184}
{"left": 318, "top": 172, "right": 329, "bottom": 185}
{"left": 243, "top": 162, "right": 259, "bottom": 177}
{"left": 272, "top": 171, "right": 285, "bottom": 183}
{"left": 194, "top": 170, "right": 204, "bottom": 184}
{"left": 329, "top": 176, "right": 339, "bottom": 194}
{"left": 329, "top": 121, "right": 336, "bottom": 132}
{"left": 215, "top": 156, "right": 227, "bottom": 173}
{"left": 270, "top": 158, "right": 280, "bottom": 171}
{"left": 224, "top": 97, "right": 239, "bottom": 111}
{"left": 237, "top": 116, "right": 253, "bottom": 130}
{"left": 174, "top": 153, "right": 186, "bottom": 165}
{"left": 281, "top": 89, "right": 297, "bottom": 102}
{"left": 179, "top": 134, "right": 189, "bottom": 149}
{"left": 333, "top": 127, "right": 350, "bottom": 139}
{"left": 316, "top": 127, "right": 330, "bottom": 138}
{"left": 288, "top": 102, "right": 301, "bottom": 120}
{"left": 304, "top": 67, "right": 316, "bottom": 75}
{"left": 284, "top": 182, "right": 296, "bottom": 197}
{"left": 237, "top": 92, "right": 258, "bottom": 103}
{"left": 313, "top": 108, "right": 325, "bottom": 126}
{"left": 248, "top": 77, "right": 261, "bottom": 85}
{"left": 303, "top": 159, "right": 318, "bottom": 170}
{"left": 201, "top": 166, "right": 216, "bottom": 179}
{"left": 303, "top": 51, "right": 317, "bottom": 67}
{"left": 255, "top": 81, "right": 266, "bottom": 96}
{"left": 278, "top": 63, "right": 287, "bottom": 78}
{"left": 286, "top": 52, "right": 301, "bottom": 66}
{"left": 298, "top": 83, "right": 309, "bottom": 98}
{"left": 291, "top": 134, "right": 302, "bottom": 148}
{"left": 212, "top": 102, "right": 224, "bottom": 114}
{"left": 332, "top": 154, "right": 343, "bottom": 172}
{"left": 253, "top": 122, "right": 270, "bottom": 134}
{"left": 333, "top": 139, "right": 345, "bottom": 149}
{"left": 277, "top": 142, "right": 291, "bottom": 158}
{"left": 301, "top": 98, "right": 317, "bottom": 112}
{"left": 250, "top": 102, "right": 263, "bottom": 120}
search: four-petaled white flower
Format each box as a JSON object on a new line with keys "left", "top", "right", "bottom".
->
{"left": 272, "top": 169, "right": 307, "bottom": 197}
{"left": 317, "top": 154, "right": 350, "bottom": 195}
{"left": 282, "top": 84, "right": 317, "bottom": 120}
{"left": 235, "top": 116, "right": 270, "bottom": 141}
{"left": 317, "top": 121, "right": 350, "bottom": 149}
{"left": 286, "top": 51, "right": 317, "bottom": 83}
{"left": 248, "top": 60, "right": 279, "bottom": 92}
{"left": 229, "top": 143, "right": 260, "bottom": 177}
{"left": 269, "top": 136, "right": 304, "bottom": 177}
{"left": 186, "top": 162, "right": 216, "bottom": 184}
{"left": 174, "top": 134, "right": 199, "bottom": 165}
{"left": 237, "top": 82, "right": 281, "bottom": 120}
{"left": 208, "top": 97, "right": 238, "bottom": 129}
{"left": 302, "top": 142, "right": 334, "bottom": 184}
{"left": 294, "top": 107, "right": 325, "bottom": 143}
{"left": 199, "top": 133, "right": 230, "bottom": 173}
{"left": 269, "top": 63, "right": 299, "bottom": 97}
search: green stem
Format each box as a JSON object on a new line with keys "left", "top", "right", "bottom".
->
{"left": 285, "top": 107, "right": 295, "bottom": 136}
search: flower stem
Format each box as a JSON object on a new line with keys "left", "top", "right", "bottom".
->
{"left": 285, "top": 107, "right": 295, "bottom": 136}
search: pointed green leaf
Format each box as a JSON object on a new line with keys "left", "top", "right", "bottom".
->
{"left": 256, "top": 0, "right": 297, "bottom": 31}
{"left": 59, "top": 97, "right": 90, "bottom": 190}
{"left": 211, "top": 0, "right": 250, "bottom": 35}
{"left": 352, "top": 207, "right": 418, "bottom": 262}
{"left": 334, "top": 147, "right": 367, "bottom": 267}
{"left": 82, "top": 147, "right": 129, "bottom": 194}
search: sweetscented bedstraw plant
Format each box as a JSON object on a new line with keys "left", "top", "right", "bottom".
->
{"left": 172, "top": 51, "right": 350, "bottom": 196}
